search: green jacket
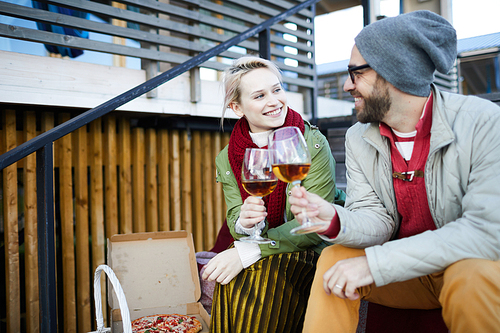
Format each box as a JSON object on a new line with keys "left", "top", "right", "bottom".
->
{"left": 215, "top": 121, "right": 346, "bottom": 257}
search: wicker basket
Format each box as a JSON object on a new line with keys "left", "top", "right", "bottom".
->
{"left": 90, "top": 264, "right": 133, "bottom": 333}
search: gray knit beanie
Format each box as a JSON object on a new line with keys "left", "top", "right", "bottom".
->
{"left": 355, "top": 10, "right": 457, "bottom": 97}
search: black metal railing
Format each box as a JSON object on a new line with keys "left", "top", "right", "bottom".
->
{"left": 0, "top": 0, "right": 320, "bottom": 331}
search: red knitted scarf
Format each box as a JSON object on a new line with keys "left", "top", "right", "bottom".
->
{"left": 228, "top": 108, "right": 305, "bottom": 229}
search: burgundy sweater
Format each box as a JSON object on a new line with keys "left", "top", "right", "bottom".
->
{"left": 322, "top": 94, "right": 436, "bottom": 239}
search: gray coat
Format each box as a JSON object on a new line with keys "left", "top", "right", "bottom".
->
{"left": 327, "top": 85, "right": 500, "bottom": 286}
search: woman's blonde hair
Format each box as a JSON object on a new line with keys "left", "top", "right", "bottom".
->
{"left": 221, "top": 56, "right": 283, "bottom": 126}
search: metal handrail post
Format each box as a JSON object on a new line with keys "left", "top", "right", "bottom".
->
{"left": 36, "top": 143, "right": 57, "bottom": 333}
{"left": 259, "top": 28, "right": 271, "bottom": 60}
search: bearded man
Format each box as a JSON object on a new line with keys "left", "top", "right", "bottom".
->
{"left": 289, "top": 10, "right": 500, "bottom": 333}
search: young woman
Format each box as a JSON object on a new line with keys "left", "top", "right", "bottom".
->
{"left": 202, "top": 56, "right": 345, "bottom": 333}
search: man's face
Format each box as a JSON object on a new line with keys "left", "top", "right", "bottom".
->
{"left": 344, "top": 46, "right": 392, "bottom": 124}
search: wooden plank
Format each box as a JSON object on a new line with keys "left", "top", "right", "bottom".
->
{"left": 281, "top": 74, "right": 315, "bottom": 89}
{"left": 0, "top": 1, "right": 315, "bottom": 89}
{"left": 146, "top": 128, "right": 158, "bottom": 232}
{"left": 104, "top": 115, "right": 119, "bottom": 238}
{"left": 89, "top": 118, "right": 106, "bottom": 326}
{"left": 15, "top": 130, "right": 23, "bottom": 169}
{"left": 0, "top": 50, "right": 311, "bottom": 118}
{"left": 191, "top": 131, "right": 203, "bottom": 250}
{"left": 124, "top": 0, "right": 309, "bottom": 40}
{"left": 123, "top": 0, "right": 314, "bottom": 43}
{"left": 328, "top": 135, "right": 347, "bottom": 148}
{"left": 212, "top": 133, "right": 223, "bottom": 237}
{"left": 202, "top": 131, "right": 214, "bottom": 250}
{"left": 119, "top": 118, "right": 133, "bottom": 234}
{"left": 223, "top": 0, "right": 314, "bottom": 25}
{"left": 42, "top": 0, "right": 313, "bottom": 43}
{"left": 327, "top": 127, "right": 349, "bottom": 137}
{"left": 196, "top": 0, "right": 314, "bottom": 38}
{"left": 170, "top": 130, "right": 181, "bottom": 230}
{"left": 41, "top": 111, "right": 55, "bottom": 182}
{"left": 23, "top": 111, "right": 39, "bottom": 333}
{"left": 0, "top": 2, "right": 314, "bottom": 64}
{"left": 220, "top": 0, "right": 313, "bottom": 32}
{"left": 111, "top": 1, "right": 127, "bottom": 67}
{"left": 132, "top": 127, "right": 146, "bottom": 233}
{"left": 0, "top": 23, "right": 236, "bottom": 71}
{"left": 0, "top": 23, "right": 192, "bottom": 65}
{"left": 157, "top": 129, "right": 170, "bottom": 231}
{"left": 0, "top": 3, "right": 219, "bottom": 57}
{"left": 73, "top": 126, "right": 91, "bottom": 333}
{"left": 2, "top": 110, "right": 20, "bottom": 333}
{"left": 180, "top": 130, "right": 192, "bottom": 234}
{"left": 56, "top": 113, "right": 77, "bottom": 333}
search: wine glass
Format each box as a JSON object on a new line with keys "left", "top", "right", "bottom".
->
{"left": 240, "top": 148, "right": 277, "bottom": 243}
{"left": 269, "top": 126, "right": 329, "bottom": 235}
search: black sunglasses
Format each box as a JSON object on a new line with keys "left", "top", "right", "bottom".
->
{"left": 347, "top": 64, "right": 371, "bottom": 84}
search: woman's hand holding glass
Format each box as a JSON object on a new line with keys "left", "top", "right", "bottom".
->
{"left": 239, "top": 148, "right": 277, "bottom": 243}
{"left": 239, "top": 196, "right": 267, "bottom": 229}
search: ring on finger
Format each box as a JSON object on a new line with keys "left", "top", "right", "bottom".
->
{"left": 335, "top": 284, "right": 343, "bottom": 290}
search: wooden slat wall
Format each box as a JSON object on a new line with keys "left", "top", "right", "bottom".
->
{"left": 192, "top": 131, "right": 204, "bottom": 251}
{"left": 201, "top": 131, "right": 215, "bottom": 250}
{"left": 158, "top": 129, "right": 170, "bottom": 231}
{"left": 73, "top": 125, "right": 92, "bottom": 333}
{"left": 146, "top": 128, "right": 158, "bottom": 232}
{"left": 119, "top": 118, "right": 133, "bottom": 234}
{"left": 180, "top": 131, "right": 192, "bottom": 234}
{"left": 104, "top": 116, "right": 119, "bottom": 239}
{"left": 89, "top": 118, "right": 107, "bottom": 327}
{"left": 170, "top": 130, "right": 181, "bottom": 231}
{"left": 0, "top": 110, "right": 227, "bottom": 331}
{"left": 2, "top": 110, "right": 20, "bottom": 333}
{"left": 132, "top": 127, "right": 146, "bottom": 233}
{"left": 23, "top": 111, "right": 39, "bottom": 333}
{"left": 57, "top": 113, "right": 77, "bottom": 333}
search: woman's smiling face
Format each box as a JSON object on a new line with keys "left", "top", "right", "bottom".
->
{"left": 230, "top": 67, "right": 287, "bottom": 133}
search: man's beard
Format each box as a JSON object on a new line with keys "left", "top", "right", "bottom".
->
{"left": 355, "top": 77, "right": 392, "bottom": 124}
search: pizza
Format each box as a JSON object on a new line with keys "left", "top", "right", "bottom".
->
{"left": 131, "top": 314, "right": 202, "bottom": 333}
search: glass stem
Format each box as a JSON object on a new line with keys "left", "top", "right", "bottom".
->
{"left": 253, "top": 196, "right": 263, "bottom": 238}
{"left": 291, "top": 181, "right": 308, "bottom": 224}
{"left": 254, "top": 224, "right": 262, "bottom": 237}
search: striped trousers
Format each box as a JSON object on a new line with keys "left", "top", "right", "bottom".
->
{"left": 210, "top": 249, "right": 319, "bottom": 333}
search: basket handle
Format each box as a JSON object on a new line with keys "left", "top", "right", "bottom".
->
{"left": 94, "top": 264, "right": 133, "bottom": 333}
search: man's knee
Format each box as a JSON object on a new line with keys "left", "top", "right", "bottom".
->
{"left": 442, "top": 258, "right": 500, "bottom": 298}
{"left": 316, "top": 245, "right": 365, "bottom": 274}
{"left": 441, "top": 259, "right": 500, "bottom": 331}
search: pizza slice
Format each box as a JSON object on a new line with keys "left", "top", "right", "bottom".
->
{"left": 131, "top": 314, "right": 202, "bottom": 333}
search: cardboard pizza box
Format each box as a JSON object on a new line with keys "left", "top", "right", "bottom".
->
{"left": 107, "top": 231, "right": 210, "bottom": 332}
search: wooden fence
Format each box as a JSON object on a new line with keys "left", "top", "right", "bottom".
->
{"left": 0, "top": 109, "right": 229, "bottom": 332}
